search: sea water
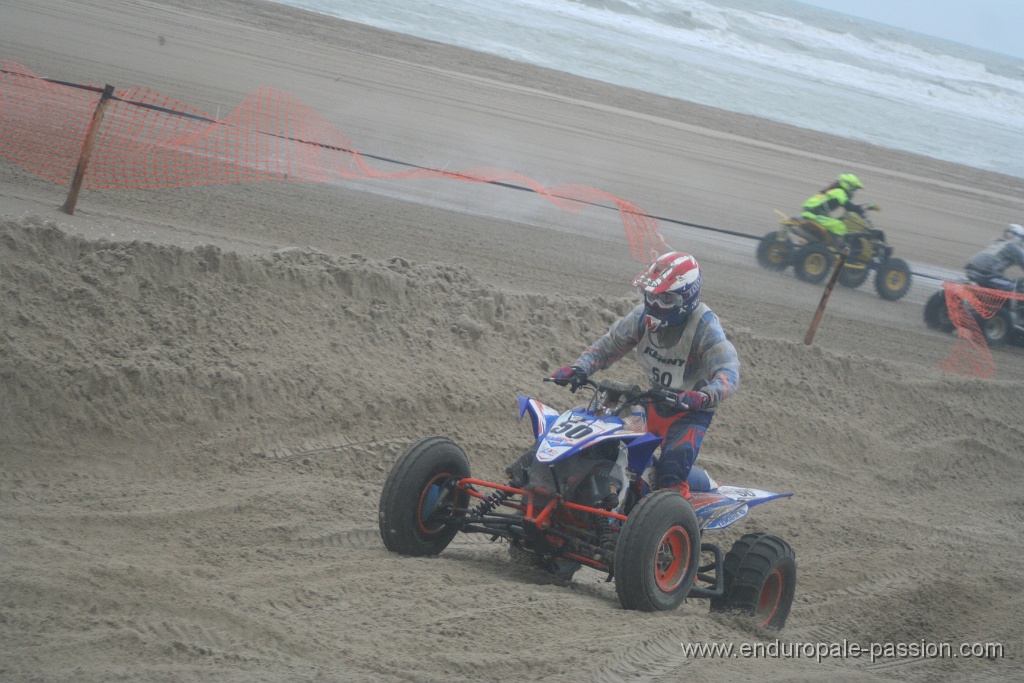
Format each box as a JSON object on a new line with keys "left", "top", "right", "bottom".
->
{"left": 276, "top": 0, "right": 1024, "bottom": 179}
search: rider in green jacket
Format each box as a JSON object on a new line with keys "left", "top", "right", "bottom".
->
{"left": 801, "top": 173, "right": 866, "bottom": 245}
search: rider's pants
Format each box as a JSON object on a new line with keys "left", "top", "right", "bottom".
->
{"left": 645, "top": 402, "right": 714, "bottom": 488}
{"left": 802, "top": 212, "right": 847, "bottom": 238}
{"left": 965, "top": 269, "right": 1017, "bottom": 293}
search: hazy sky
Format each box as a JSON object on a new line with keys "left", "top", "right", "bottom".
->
{"left": 797, "top": 0, "right": 1024, "bottom": 60}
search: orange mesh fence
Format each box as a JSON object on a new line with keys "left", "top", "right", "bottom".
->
{"left": 938, "top": 281, "right": 1024, "bottom": 379}
{"left": 0, "top": 61, "right": 100, "bottom": 184}
{"left": 1, "top": 61, "right": 666, "bottom": 261}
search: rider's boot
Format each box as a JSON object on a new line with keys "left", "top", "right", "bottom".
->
{"left": 665, "top": 481, "right": 691, "bottom": 500}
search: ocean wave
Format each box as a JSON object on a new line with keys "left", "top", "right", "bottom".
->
{"left": 280, "top": 0, "right": 1024, "bottom": 176}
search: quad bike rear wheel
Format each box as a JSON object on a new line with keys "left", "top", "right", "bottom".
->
{"left": 507, "top": 504, "right": 582, "bottom": 582}
{"left": 508, "top": 542, "right": 582, "bottom": 582}
{"left": 756, "top": 231, "right": 793, "bottom": 271}
{"left": 614, "top": 490, "right": 701, "bottom": 612}
{"left": 710, "top": 533, "right": 796, "bottom": 631}
{"left": 978, "top": 308, "right": 1013, "bottom": 347}
{"left": 792, "top": 242, "right": 834, "bottom": 284}
{"left": 924, "top": 290, "right": 955, "bottom": 333}
{"left": 379, "top": 436, "right": 470, "bottom": 556}
{"left": 875, "top": 257, "right": 912, "bottom": 300}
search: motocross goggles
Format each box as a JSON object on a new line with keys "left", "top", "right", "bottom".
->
{"left": 644, "top": 290, "right": 685, "bottom": 309}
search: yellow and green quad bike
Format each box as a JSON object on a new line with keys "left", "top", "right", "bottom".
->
{"left": 756, "top": 206, "right": 912, "bottom": 301}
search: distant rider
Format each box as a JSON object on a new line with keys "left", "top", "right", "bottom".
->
{"left": 964, "top": 223, "right": 1024, "bottom": 292}
{"left": 549, "top": 252, "right": 739, "bottom": 499}
{"left": 800, "top": 173, "right": 867, "bottom": 246}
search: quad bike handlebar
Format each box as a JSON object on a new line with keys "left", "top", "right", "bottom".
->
{"left": 545, "top": 376, "right": 679, "bottom": 414}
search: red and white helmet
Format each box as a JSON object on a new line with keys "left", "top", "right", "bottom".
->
{"left": 632, "top": 251, "right": 702, "bottom": 331}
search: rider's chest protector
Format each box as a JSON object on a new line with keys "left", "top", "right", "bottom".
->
{"left": 637, "top": 303, "right": 709, "bottom": 391}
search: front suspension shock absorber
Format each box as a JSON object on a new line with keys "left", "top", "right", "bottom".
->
{"left": 595, "top": 515, "right": 616, "bottom": 562}
{"left": 472, "top": 488, "right": 512, "bottom": 518}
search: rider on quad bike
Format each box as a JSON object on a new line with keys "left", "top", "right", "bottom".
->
{"left": 924, "top": 224, "right": 1024, "bottom": 347}
{"left": 965, "top": 223, "right": 1024, "bottom": 292}
{"left": 801, "top": 173, "right": 868, "bottom": 249}
{"left": 539, "top": 252, "right": 740, "bottom": 499}
{"left": 755, "top": 173, "right": 910, "bottom": 299}
{"left": 379, "top": 253, "right": 797, "bottom": 622}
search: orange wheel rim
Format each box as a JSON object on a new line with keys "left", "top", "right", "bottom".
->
{"left": 755, "top": 568, "right": 784, "bottom": 627}
{"left": 416, "top": 473, "right": 451, "bottom": 535}
{"left": 654, "top": 526, "right": 691, "bottom": 592}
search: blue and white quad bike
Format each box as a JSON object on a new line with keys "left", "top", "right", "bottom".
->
{"left": 379, "top": 378, "right": 797, "bottom": 629}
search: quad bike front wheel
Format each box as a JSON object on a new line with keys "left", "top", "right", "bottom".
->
{"left": 614, "top": 490, "right": 701, "bottom": 612}
{"left": 792, "top": 243, "right": 835, "bottom": 284}
{"left": 756, "top": 231, "right": 793, "bottom": 271}
{"left": 924, "top": 290, "right": 955, "bottom": 333}
{"left": 710, "top": 533, "right": 796, "bottom": 631}
{"left": 837, "top": 263, "right": 870, "bottom": 289}
{"left": 875, "top": 257, "right": 912, "bottom": 301}
{"left": 379, "top": 436, "right": 470, "bottom": 556}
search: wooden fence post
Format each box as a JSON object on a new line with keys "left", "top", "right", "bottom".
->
{"left": 60, "top": 84, "right": 115, "bottom": 215}
{"left": 804, "top": 248, "right": 850, "bottom": 345}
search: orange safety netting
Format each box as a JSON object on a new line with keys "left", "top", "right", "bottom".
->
{"left": 938, "top": 281, "right": 1024, "bottom": 379}
{"left": 0, "top": 60, "right": 666, "bottom": 261}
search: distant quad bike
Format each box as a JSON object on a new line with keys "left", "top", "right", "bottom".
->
{"left": 924, "top": 277, "right": 1024, "bottom": 347}
{"left": 757, "top": 206, "right": 912, "bottom": 301}
{"left": 380, "top": 377, "right": 797, "bottom": 629}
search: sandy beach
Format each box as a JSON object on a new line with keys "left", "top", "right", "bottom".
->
{"left": 2, "top": 1, "right": 1024, "bottom": 681}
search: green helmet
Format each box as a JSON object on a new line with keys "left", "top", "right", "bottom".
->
{"left": 838, "top": 173, "right": 863, "bottom": 193}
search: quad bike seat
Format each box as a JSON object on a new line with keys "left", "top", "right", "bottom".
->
{"left": 686, "top": 465, "right": 718, "bottom": 492}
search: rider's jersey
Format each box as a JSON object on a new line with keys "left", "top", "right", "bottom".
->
{"left": 965, "top": 239, "right": 1024, "bottom": 279}
{"left": 802, "top": 187, "right": 853, "bottom": 217}
{"left": 572, "top": 303, "right": 739, "bottom": 411}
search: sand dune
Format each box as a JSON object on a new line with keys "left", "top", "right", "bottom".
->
{"left": 2, "top": 1, "right": 1024, "bottom": 681}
